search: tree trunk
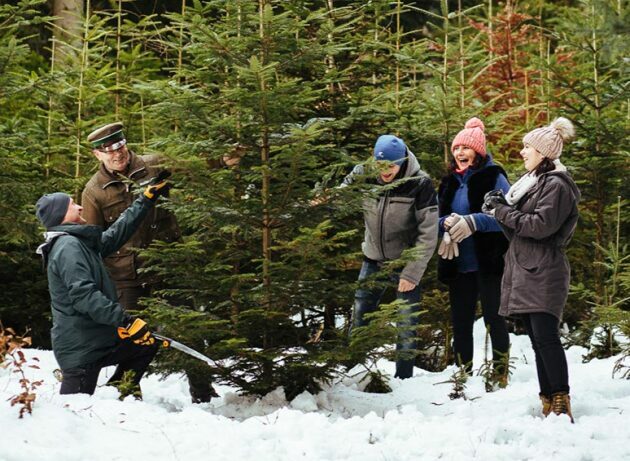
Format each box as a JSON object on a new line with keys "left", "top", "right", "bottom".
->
{"left": 52, "top": 0, "right": 84, "bottom": 66}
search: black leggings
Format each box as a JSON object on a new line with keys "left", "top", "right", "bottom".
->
{"left": 448, "top": 271, "right": 510, "bottom": 371}
{"left": 521, "top": 312, "right": 570, "bottom": 395}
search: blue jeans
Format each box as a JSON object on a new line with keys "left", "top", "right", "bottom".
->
{"left": 349, "top": 259, "right": 421, "bottom": 379}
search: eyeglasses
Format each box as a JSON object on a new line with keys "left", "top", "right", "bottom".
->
{"left": 97, "top": 139, "right": 127, "bottom": 153}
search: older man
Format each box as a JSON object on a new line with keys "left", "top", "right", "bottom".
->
{"left": 81, "top": 122, "right": 236, "bottom": 403}
{"left": 36, "top": 180, "right": 169, "bottom": 396}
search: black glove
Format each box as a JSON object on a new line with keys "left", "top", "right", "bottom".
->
{"left": 143, "top": 170, "right": 172, "bottom": 202}
{"left": 117, "top": 318, "right": 155, "bottom": 346}
{"left": 482, "top": 189, "right": 508, "bottom": 214}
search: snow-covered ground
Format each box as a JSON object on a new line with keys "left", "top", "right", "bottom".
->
{"left": 1, "top": 320, "right": 629, "bottom": 461}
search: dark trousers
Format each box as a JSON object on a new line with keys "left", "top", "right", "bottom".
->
{"left": 521, "top": 312, "right": 570, "bottom": 396}
{"left": 60, "top": 341, "right": 158, "bottom": 395}
{"left": 117, "top": 283, "right": 216, "bottom": 402}
{"left": 349, "top": 259, "right": 421, "bottom": 379}
{"left": 448, "top": 272, "right": 510, "bottom": 372}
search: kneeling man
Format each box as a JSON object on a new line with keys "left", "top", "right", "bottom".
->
{"left": 35, "top": 179, "right": 169, "bottom": 396}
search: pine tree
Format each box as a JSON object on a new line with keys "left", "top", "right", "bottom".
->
{"left": 140, "top": 0, "right": 362, "bottom": 399}
{"left": 0, "top": 0, "right": 54, "bottom": 346}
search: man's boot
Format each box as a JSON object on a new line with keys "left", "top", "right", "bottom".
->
{"left": 539, "top": 393, "right": 552, "bottom": 417}
{"left": 551, "top": 392, "right": 574, "bottom": 423}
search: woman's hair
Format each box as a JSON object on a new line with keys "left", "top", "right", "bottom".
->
{"left": 533, "top": 157, "right": 556, "bottom": 176}
{"left": 448, "top": 152, "right": 488, "bottom": 172}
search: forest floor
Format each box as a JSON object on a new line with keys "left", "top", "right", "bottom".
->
{"left": 1, "top": 319, "right": 629, "bottom": 461}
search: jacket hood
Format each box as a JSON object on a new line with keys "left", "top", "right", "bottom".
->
{"left": 402, "top": 150, "right": 421, "bottom": 178}
{"left": 46, "top": 224, "right": 104, "bottom": 251}
{"left": 545, "top": 162, "right": 581, "bottom": 203}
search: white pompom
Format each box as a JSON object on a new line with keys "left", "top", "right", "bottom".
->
{"left": 550, "top": 117, "right": 575, "bottom": 141}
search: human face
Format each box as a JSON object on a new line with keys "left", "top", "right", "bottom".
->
{"left": 377, "top": 162, "right": 401, "bottom": 183}
{"left": 62, "top": 198, "right": 86, "bottom": 225}
{"left": 452, "top": 145, "right": 476, "bottom": 171}
{"left": 520, "top": 143, "right": 544, "bottom": 172}
{"left": 93, "top": 142, "right": 130, "bottom": 173}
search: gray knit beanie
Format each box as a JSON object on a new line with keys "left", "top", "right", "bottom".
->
{"left": 523, "top": 117, "right": 575, "bottom": 160}
{"left": 36, "top": 193, "right": 71, "bottom": 229}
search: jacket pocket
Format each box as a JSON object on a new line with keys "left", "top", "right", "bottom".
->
{"left": 104, "top": 253, "right": 137, "bottom": 281}
{"left": 102, "top": 199, "right": 128, "bottom": 224}
{"left": 513, "top": 240, "right": 549, "bottom": 272}
{"left": 386, "top": 197, "right": 415, "bottom": 227}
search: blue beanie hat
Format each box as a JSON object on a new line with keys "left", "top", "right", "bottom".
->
{"left": 373, "top": 135, "right": 407, "bottom": 164}
{"left": 36, "top": 193, "right": 71, "bottom": 229}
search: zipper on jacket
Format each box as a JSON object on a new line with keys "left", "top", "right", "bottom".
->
{"left": 378, "top": 190, "right": 389, "bottom": 260}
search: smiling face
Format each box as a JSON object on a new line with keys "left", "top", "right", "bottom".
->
{"left": 62, "top": 198, "right": 86, "bottom": 225}
{"left": 377, "top": 162, "right": 402, "bottom": 183}
{"left": 452, "top": 145, "right": 477, "bottom": 171}
{"left": 93, "top": 143, "right": 130, "bottom": 173}
{"left": 520, "top": 143, "right": 544, "bottom": 172}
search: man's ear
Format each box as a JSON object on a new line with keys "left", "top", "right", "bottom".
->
{"left": 92, "top": 149, "right": 102, "bottom": 161}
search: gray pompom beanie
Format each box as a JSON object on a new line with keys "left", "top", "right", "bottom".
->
{"left": 36, "top": 193, "right": 71, "bottom": 229}
{"left": 523, "top": 117, "right": 575, "bottom": 160}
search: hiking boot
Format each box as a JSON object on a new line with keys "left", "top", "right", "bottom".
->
{"left": 539, "top": 393, "right": 552, "bottom": 417}
{"left": 493, "top": 368, "right": 508, "bottom": 389}
{"left": 551, "top": 392, "right": 574, "bottom": 423}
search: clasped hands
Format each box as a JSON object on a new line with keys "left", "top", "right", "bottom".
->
{"left": 438, "top": 213, "right": 476, "bottom": 260}
{"left": 481, "top": 190, "right": 508, "bottom": 215}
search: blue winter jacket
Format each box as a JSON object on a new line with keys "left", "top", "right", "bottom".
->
{"left": 438, "top": 157, "right": 510, "bottom": 273}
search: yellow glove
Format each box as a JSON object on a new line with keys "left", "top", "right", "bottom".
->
{"left": 144, "top": 180, "right": 170, "bottom": 201}
{"left": 117, "top": 318, "right": 155, "bottom": 346}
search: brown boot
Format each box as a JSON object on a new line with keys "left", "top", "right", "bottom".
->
{"left": 551, "top": 392, "right": 574, "bottom": 423}
{"left": 539, "top": 393, "right": 552, "bottom": 417}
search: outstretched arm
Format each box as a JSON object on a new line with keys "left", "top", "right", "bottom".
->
{"left": 100, "top": 195, "right": 153, "bottom": 257}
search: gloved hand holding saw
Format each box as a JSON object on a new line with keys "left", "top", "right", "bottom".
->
{"left": 118, "top": 318, "right": 156, "bottom": 346}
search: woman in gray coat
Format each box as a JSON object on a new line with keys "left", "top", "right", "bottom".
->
{"left": 483, "top": 117, "right": 580, "bottom": 422}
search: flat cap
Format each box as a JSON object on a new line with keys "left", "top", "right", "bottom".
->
{"left": 87, "top": 122, "right": 125, "bottom": 148}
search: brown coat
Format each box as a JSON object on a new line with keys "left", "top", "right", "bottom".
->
{"left": 494, "top": 170, "right": 580, "bottom": 320}
{"left": 81, "top": 152, "right": 180, "bottom": 287}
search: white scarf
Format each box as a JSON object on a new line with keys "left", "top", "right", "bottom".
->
{"left": 505, "top": 159, "right": 566, "bottom": 205}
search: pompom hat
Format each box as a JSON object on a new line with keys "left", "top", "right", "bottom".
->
{"left": 523, "top": 117, "right": 575, "bottom": 160}
{"left": 451, "top": 117, "right": 487, "bottom": 156}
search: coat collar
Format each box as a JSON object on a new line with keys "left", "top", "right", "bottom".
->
{"left": 95, "top": 151, "right": 149, "bottom": 189}
{"left": 45, "top": 224, "right": 103, "bottom": 251}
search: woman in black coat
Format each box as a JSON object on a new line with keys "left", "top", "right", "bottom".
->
{"left": 437, "top": 118, "right": 510, "bottom": 387}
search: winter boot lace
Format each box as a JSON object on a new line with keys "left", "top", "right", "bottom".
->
{"left": 551, "top": 392, "right": 574, "bottom": 423}
{"left": 539, "top": 393, "right": 552, "bottom": 417}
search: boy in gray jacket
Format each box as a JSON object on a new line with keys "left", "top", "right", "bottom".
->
{"left": 343, "top": 135, "right": 438, "bottom": 378}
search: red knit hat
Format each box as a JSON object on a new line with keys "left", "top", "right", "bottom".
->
{"left": 451, "top": 117, "right": 487, "bottom": 156}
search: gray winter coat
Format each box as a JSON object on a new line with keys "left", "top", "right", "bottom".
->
{"left": 342, "top": 151, "right": 439, "bottom": 285}
{"left": 494, "top": 169, "right": 581, "bottom": 319}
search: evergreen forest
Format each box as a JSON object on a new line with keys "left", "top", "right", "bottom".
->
{"left": 0, "top": 0, "right": 628, "bottom": 398}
